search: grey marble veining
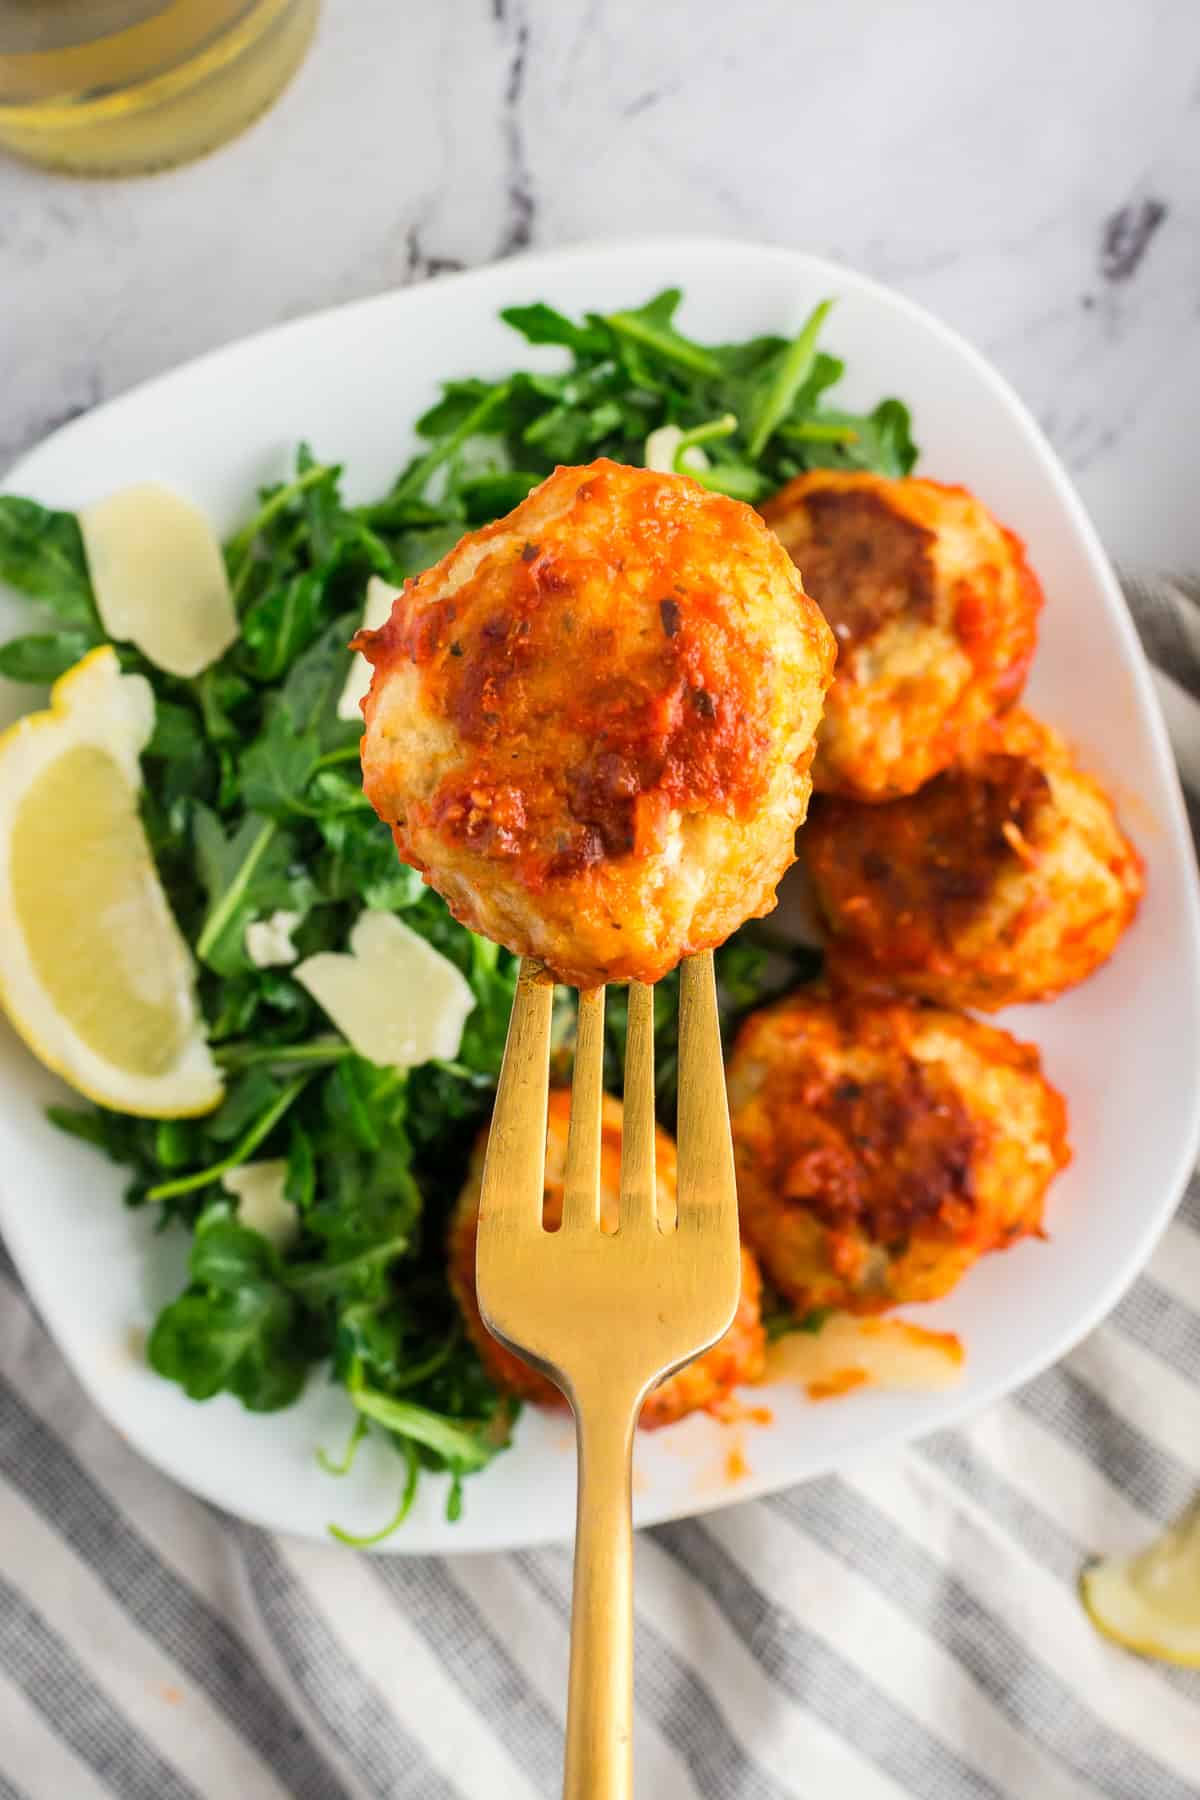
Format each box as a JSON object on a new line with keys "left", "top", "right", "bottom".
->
{"left": 2, "top": 0, "right": 1199, "bottom": 571}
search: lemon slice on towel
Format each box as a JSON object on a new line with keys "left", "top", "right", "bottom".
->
{"left": 0, "top": 646, "right": 222, "bottom": 1117}
{"left": 1081, "top": 1497, "right": 1200, "bottom": 1667}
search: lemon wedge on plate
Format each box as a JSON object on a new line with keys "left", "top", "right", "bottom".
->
{"left": 0, "top": 646, "right": 222, "bottom": 1117}
{"left": 1081, "top": 1497, "right": 1200, "bottom": 1667}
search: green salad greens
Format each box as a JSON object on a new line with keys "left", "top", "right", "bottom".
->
{"left": 0, "top": 289, "right": 913, "bottom": 1537}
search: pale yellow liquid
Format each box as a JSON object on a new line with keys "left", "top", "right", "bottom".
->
{"left": 12, "top": 746, "right": 187, "bottom": 1075}
{"left": 0, "top": 0, "right": 318, "bottom": 173}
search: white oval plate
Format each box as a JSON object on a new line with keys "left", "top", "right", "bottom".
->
{"left": 2, "top": 239, "right": 1198, "bottom": 1553}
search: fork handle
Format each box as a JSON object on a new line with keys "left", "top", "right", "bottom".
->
{"left": 563, "top": 1391, "right": 639, "bottom": 1799}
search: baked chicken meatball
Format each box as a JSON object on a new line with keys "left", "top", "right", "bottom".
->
{"left": 760, "top": 471, "right": 1041, "bottom": 800}
{"left": 357, "top": 460, "right": 835, "bottom": 988}
{"left": 728, "top": 991, "right": 1069, "bottom": 1314}
{"left": 449, "top": 1090, "right": 767, "bottom": 1429}
{"left": 805, "top": 709, "right": 1144, "bottom": 1010}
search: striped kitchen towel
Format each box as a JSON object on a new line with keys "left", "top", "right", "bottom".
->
{"left": 0, "top": 576, "right": 1197, "bottom": 1800}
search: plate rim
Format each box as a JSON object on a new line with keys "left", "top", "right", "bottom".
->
{"left": 3, "top": 234, "right": 1199, "bottom": 1553}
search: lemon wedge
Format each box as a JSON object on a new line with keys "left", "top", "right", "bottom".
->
{"left": 0, "top": 647, "right": 222, "bottom": 1116}
{"left": 79, "top": 482, "right": 238, "bottom": 679}
{"left": 1081, "top": 1497, "right": 1200, "bottom": 1667}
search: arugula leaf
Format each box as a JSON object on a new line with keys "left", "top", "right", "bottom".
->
{"left": 276, "top": 614, "right": 360, "bottom": 745}
{"left": 237, "top": 615, "right": 363, "bottom": 821}
{"left": 350, "top": 1388, "right": 495, "bottom": 1473}
{"left": 225, "top": 457, "right": 341, "bottom": 602}
{"left": 314, "top": 811, "right": 425, "bottom": 910}
{"left": 395, "top": 383, "right": 511, "bottom": 500}
{"left": 745, "top": 299, "right": 834, "bottom": 457}
{"left": 46, "top": 1102, "right": 143, "bottom": 1163}
{"left": 690, "top": 461, "right": 773, "bottom": 502}
{"left": 154, "top": 1118, "right": 201, "bottom": 1169}
{"left": 355, "top": 494, "right": 456, "bottom": 533}
{"left": 319, "top": 1412, "right": 368, "bottom": 1478}
{"left": 390, "top": 522, "right": 468, "bottom": 578}
{"left": 858, "top": 399, "right": 920, "bottom": 477}
{"left": 500, "top": 302, "right": 609, "bottom": 356}
{"left": 604, "top": 289, "right": 721, "bottom": 378}
{"left": 322, "top": 1056, "right": 400, "bottom": 1153}
{"left": 193, "top": 665, "right": 255, "bottom": 745}
{"left": 238, "top": 719, "right": 322, "bottom": 821}
{"left": 142, "top": 698, "right": 217, "bottom": 815}
{"left": 519, "top": 364, "right": 633, "bottom": 464}
{"left": 285, "top": 1122, "right": 316, "bottom": 1212}
{"left": 193, "top": 807, "right": 310, "bottom": 975}
{"left": 457, "top": 471, "right": 542, "bottom": 522}
{"left": 147, "top": 1208, "right": 309, "bottom": 1409}
{"left": 146, "top": 697, "right": 206, "bottom": 764}
{"left": 207, "top": 1069, "right": 286, "bottom": 1143}
{"left": 454, "top": 937, "right": 519, "bottom": 1077}
{"left": 0, "top": 630, "right": 96, "bottom": 683}
{"left": 335, "top": 1302, "right": 458, "bottom": 1396}
{"left": 295, "top": 442, "right": 346, "bottom": 566}
{"left": 328, "top": 1441, "right": 419, "bottom": 1545}
{"left": 239, "top": 570, "right": 326, "bottom": 683}
{"left": 414, "top": 379, "right": 498, "bottom": 441}
{"left": 0, "top": 497, "right": 101, "bottom": 631}
{"left": 284, "top": 1062, "right": 421, "bottom": 1302}
{"left": 147, "top": 1075, "right": 310, "bottom": 1201}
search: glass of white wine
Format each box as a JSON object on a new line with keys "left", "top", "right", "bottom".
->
{"left": 0, "top": 0, "right": 319, "bottom": 175}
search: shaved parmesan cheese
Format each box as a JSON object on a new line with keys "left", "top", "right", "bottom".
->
{"left": 644, "top": 425, "right": 710, "bottom": 475}
{"left": 222, "top": 1161, "right": 298, "bottom": 1250}
{"left": 294, "top": 910, "right": 475, "bottom": 1069}
{"left": 79, "top": 482, "right": 237, "bottom": 679}
{"left": 769, "top": 1313, "right": 964, "bottom": 1399}
{"left": 337, "top": 575, "right": 402, "bottom": 721}
{"left": 244, "top": 909, "right": 302, "bottom": 969}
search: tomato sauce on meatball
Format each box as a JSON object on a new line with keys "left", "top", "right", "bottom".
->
{"left": 804, "top": 709, "right": 1144, "bottom": 1009}
{"left": 762, "top": 471, "right": 1041, "bottom": 800}
{"left": 728, "top": 991, "right": 1069, "bottom": 1314}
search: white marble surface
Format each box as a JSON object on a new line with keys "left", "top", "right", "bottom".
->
{"left": 2, "top": 0, "right": 1199, "bottom": 572}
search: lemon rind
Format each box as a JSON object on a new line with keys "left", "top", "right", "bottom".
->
{"left": 1080, "top": 1561, "right": 1200, "bottom": 1669}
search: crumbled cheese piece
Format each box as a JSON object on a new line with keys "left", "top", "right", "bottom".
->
{"left": 294, "top": 910, "right": 475, "bottom": 1068}
{"left": 643, "top": 425, "right": 710, "bottom": 475}
{"left": 222, "top": 1161, "right": 298, "bottom": 1250}
{"left": 244, "top": 909, "right": 303, "bottom": 969}
{"left": 79, "top": 482, "right": 237, "bottom": 678}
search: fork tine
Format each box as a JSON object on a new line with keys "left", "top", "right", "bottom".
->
{"left": 562, "top": 986, "right": 606, "bottom": 1232}
{"left": 620, "top": 981, "right": 658, "bottom": 1233}
{"left": 675, "top": 952, "right": 738, "bottom": 1234}
{"left": 478, "top": 959, "right": 554, "bottom": 1233}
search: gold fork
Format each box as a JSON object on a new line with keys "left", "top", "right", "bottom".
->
{"left": 477, "top": 952, "right": 741, "bottom": 1800}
